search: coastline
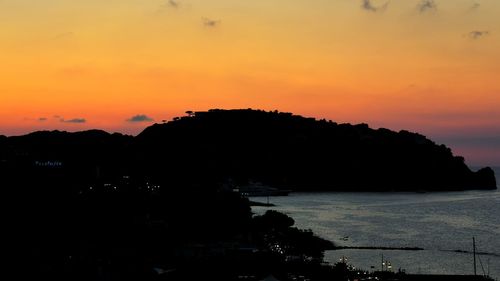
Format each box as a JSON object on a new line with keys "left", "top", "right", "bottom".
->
{"left": 250, "top": 190, "right": 500, "bottom": 278}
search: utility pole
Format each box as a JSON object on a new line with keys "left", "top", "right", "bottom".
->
{"left": 487, "top": 258, "right": 490, "bottom": 277}
{"left": 473, "top": 237, "right": 477, "bottom": 276}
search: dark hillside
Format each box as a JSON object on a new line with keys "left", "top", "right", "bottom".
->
{"left": 1, "top": 109, "right": 496, "bottom": 192}
{"left": 134, "top": 109, "right": 496, "bottom": 191}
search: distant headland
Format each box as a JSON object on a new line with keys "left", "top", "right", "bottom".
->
{"left": 0, "top": 109, "right": 496, "bottom": 192}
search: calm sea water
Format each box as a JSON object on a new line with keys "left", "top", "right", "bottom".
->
{"left": 252, "top": 168, "right": 500, "bottom": 278}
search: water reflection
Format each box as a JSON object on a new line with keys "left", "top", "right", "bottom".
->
{"left": 252, "top": 188, "right": 500, "bottom": 278}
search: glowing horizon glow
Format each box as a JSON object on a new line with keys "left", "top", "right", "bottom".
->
{"left": 1, "top": 0, "right": 499, "bottom": 166}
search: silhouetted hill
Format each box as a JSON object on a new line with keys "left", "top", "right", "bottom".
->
{"left": 1, "top": 130, "right": 133, "bottom": 193}
{"left": 1, "top": 109, "right": 496, "bottom": 191}
{"left": 133, "top": 109, "right": 496, "bottom": 191}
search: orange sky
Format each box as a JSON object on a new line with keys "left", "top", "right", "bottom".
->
{"left": 0, "top": 0, "right": 499, "bottom": 166}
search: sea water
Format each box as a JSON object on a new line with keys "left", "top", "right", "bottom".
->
{"left": 251, "top": 168, "right": 500, "bottom": 278}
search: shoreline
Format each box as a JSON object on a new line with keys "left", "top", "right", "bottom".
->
{"left": 331, "top": 246, "right": 425, "bottom": 251}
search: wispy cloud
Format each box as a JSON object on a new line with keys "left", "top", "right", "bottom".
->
{"left": 38, "top": 117, "right": 48, "bottom": 122}
{"left": 167, "top": 0, "right": 179, "bottom": 8}
{"left": 127, "top": 114, "right": 154, "bottom": 123}
{"left": 417, "top": 0, "right": 437, "bottom": 13}
{"left": 467, "top": 30, "right": 489, "bottom": 40}
{"left": 61, "top": 118, "right": 86, "bottom": 123}
{"left": 361, "top": 0, "right": 389, "bottom": 12}
{"left": 469, "top": 2, "right": 480, "bottom": 11}
{"left": 156, "top": 0, "right": 180, "bottom": 14}
{"left": 202, "top": 17, "right": 220, "bottom": 27}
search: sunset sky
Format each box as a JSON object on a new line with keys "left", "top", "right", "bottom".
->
{"left": 0, "top": 0, "right": 499, "bottom": 166}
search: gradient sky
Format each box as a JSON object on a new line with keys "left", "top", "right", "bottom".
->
{"left": 0, "top": 0, "right": 499, "bottom": 166}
